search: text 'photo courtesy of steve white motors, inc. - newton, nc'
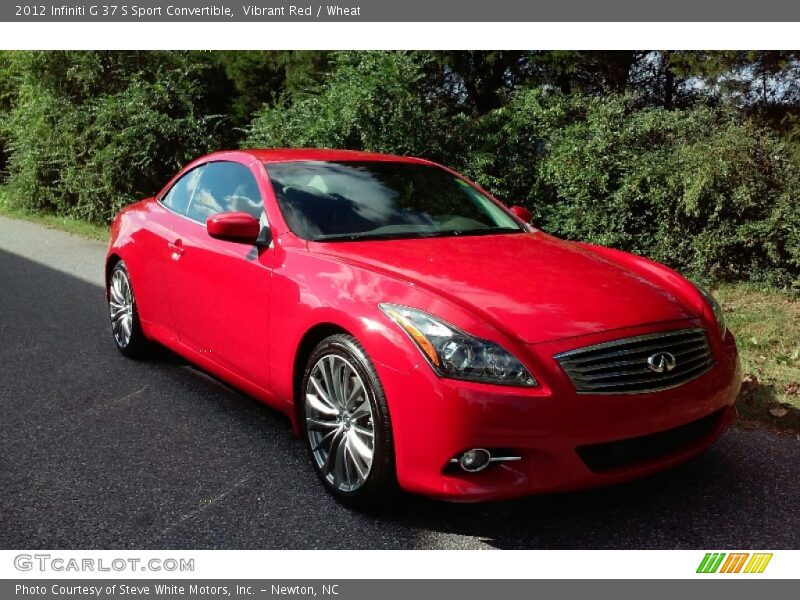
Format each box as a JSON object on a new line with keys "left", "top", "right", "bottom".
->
{"left": 15, "top": 583, "right": 338, "bottom": 598}
{"left": 37, "top": 4, "right": 362, "bottom": 18}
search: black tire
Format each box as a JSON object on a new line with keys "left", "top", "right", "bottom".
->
{"left": 107, "top": 261, "right": 150, "bottom": 358}
{"left": 300, "top": 334, "right": 398, "bottom": 510}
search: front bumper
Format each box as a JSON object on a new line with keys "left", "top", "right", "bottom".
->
{"left": 378, "top": 323, "right": 741, "bottom": 502}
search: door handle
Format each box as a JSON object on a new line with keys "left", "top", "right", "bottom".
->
{"left": 168, "top": 239, "right": 185, "bottom": 261}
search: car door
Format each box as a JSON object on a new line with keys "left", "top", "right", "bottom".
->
{"left": 162, "top": 160, "right": 273, "bottom": 389}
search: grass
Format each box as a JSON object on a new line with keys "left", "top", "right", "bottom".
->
{"left": 714, "top": 285, "right": 800, "bottom": 433}
{"left": 0, "top": 197, "right": 797, "bottom": 432}
{"left": 0, "top": 197, "right": 109, "bottom": 241}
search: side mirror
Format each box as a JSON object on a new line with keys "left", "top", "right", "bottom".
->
{"left": 206, "top": 212, "right": 261, "bottom": 244}
{"left": 509, "top": 205, "right": 533, "bottom": 223}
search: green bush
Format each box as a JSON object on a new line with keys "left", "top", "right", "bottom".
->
{"left": 245, "top": 51, "right": 451, "bottom": 158}
{"left": 0, "top": 117, "right": 9, "bottom": 184}
{"left": 2, "top": 51, "right": 797, "bottom": 289}
{"left": 472, "top": 91, "right": 800, "bottom": 288}
{"left": 3, "top": 51, "right": 222, "bottom": 222}
{"left": 0, "top": 51, "right": 15, "bottom": 183}
{"left": 248, "top": 67, "right": 800, "bottom": 288}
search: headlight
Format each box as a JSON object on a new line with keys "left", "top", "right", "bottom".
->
{"left": 694, "top": 284, "right": 726, "bottom": 338}
{"left": 379, "top": 304, "right": 536, "bottom": 387}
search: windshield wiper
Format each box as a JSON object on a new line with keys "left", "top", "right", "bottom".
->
{"left": 437, "top": 227, "right": 522, "bottom": 238}
{"left": 313, "top": 231, "right": 437, "bottom": 242}
{"left": 313, "top": 227, "right": 523, "bottom": 243}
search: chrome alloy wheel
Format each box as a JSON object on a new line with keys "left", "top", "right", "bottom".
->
{"left": 305, "top": 355, "right": 375, "bottom": 492}
{"left": 109, "top": 269, "right": 134, "bottom": 348}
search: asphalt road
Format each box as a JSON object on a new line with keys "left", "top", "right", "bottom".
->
{"left": 0, "top": 215, "right": 798, "bottom": 550}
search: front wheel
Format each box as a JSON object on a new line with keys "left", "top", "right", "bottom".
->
{"left": 107, "top": 261, "right": 149, "bottom": 358}
{"left": 301, "top": 334, "right": 397, "bottom": 510}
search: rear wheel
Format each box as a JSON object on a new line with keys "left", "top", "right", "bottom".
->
{"left": 108, "top": 261, "right": 149, "bottom": 358}
{"left": 301, "top": 334, "right": 397, "bottom": 510}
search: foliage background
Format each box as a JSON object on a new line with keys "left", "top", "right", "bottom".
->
{"left": 0, "top": 50, "right": 798, "bottom": 289}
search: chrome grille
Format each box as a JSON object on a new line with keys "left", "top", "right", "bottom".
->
{"left": 554, "top": 328, "right": 714, "bottom": 394}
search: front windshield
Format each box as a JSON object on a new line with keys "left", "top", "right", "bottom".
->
{"left": 264, "top": 160, "right": 523, "bottom": 241}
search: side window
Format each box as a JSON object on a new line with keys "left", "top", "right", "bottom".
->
{"left": 161, "top": 166, "right": 204, "bottom": 215}
{"left": 186, "top": 161, "right": 264, "bottom": 223}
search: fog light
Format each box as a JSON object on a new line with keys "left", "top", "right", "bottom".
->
{"left": 458, "top": 448, "right": 492, "bottom": 472}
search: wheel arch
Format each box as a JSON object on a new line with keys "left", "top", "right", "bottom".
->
{"left": 104, "top": 253, "right": 122, "bottom": 297}
{"left": 291, "top": 322, "right": 353, "bottom": 433}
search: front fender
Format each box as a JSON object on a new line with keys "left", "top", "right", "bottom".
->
{"left": 579, "top": 243, "right": 709, "bottom": 318}
{"left": 268, "top": 248, "right": 439, "bottom": 418}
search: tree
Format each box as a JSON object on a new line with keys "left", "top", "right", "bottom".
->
{"left": 245, "top": 51, "right": 450, "bottom": 159}
{"left": 0, "top": 51, "right": 20, "bottom": 181}
{"left": 432, "top": 51, "right": 530, "bottom": 114}
{"left": 3, "top": 51, "right": 223, "bottom": 221}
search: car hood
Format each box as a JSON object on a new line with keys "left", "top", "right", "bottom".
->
{"left": 311, "top": 232, "right": 698, "bottom": 344}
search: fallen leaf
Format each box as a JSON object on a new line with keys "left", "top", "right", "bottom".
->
{"left": 769, "top": 407, "right": 788, "bottom": 418}
{"left": 785, "top": 383, "right": 800, "bottom": 396}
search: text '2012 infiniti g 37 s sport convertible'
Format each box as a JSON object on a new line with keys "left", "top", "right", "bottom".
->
{"left": 106, "top": 149, "right": 741, "bottom": 509}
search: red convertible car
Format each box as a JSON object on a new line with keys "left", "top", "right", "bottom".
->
{"left": 106, "top": 149, "right": 741, "bottom": 508}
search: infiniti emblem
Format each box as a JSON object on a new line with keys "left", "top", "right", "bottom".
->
{"left": 647, "top": 352, "right": 677, "bottom": 374}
